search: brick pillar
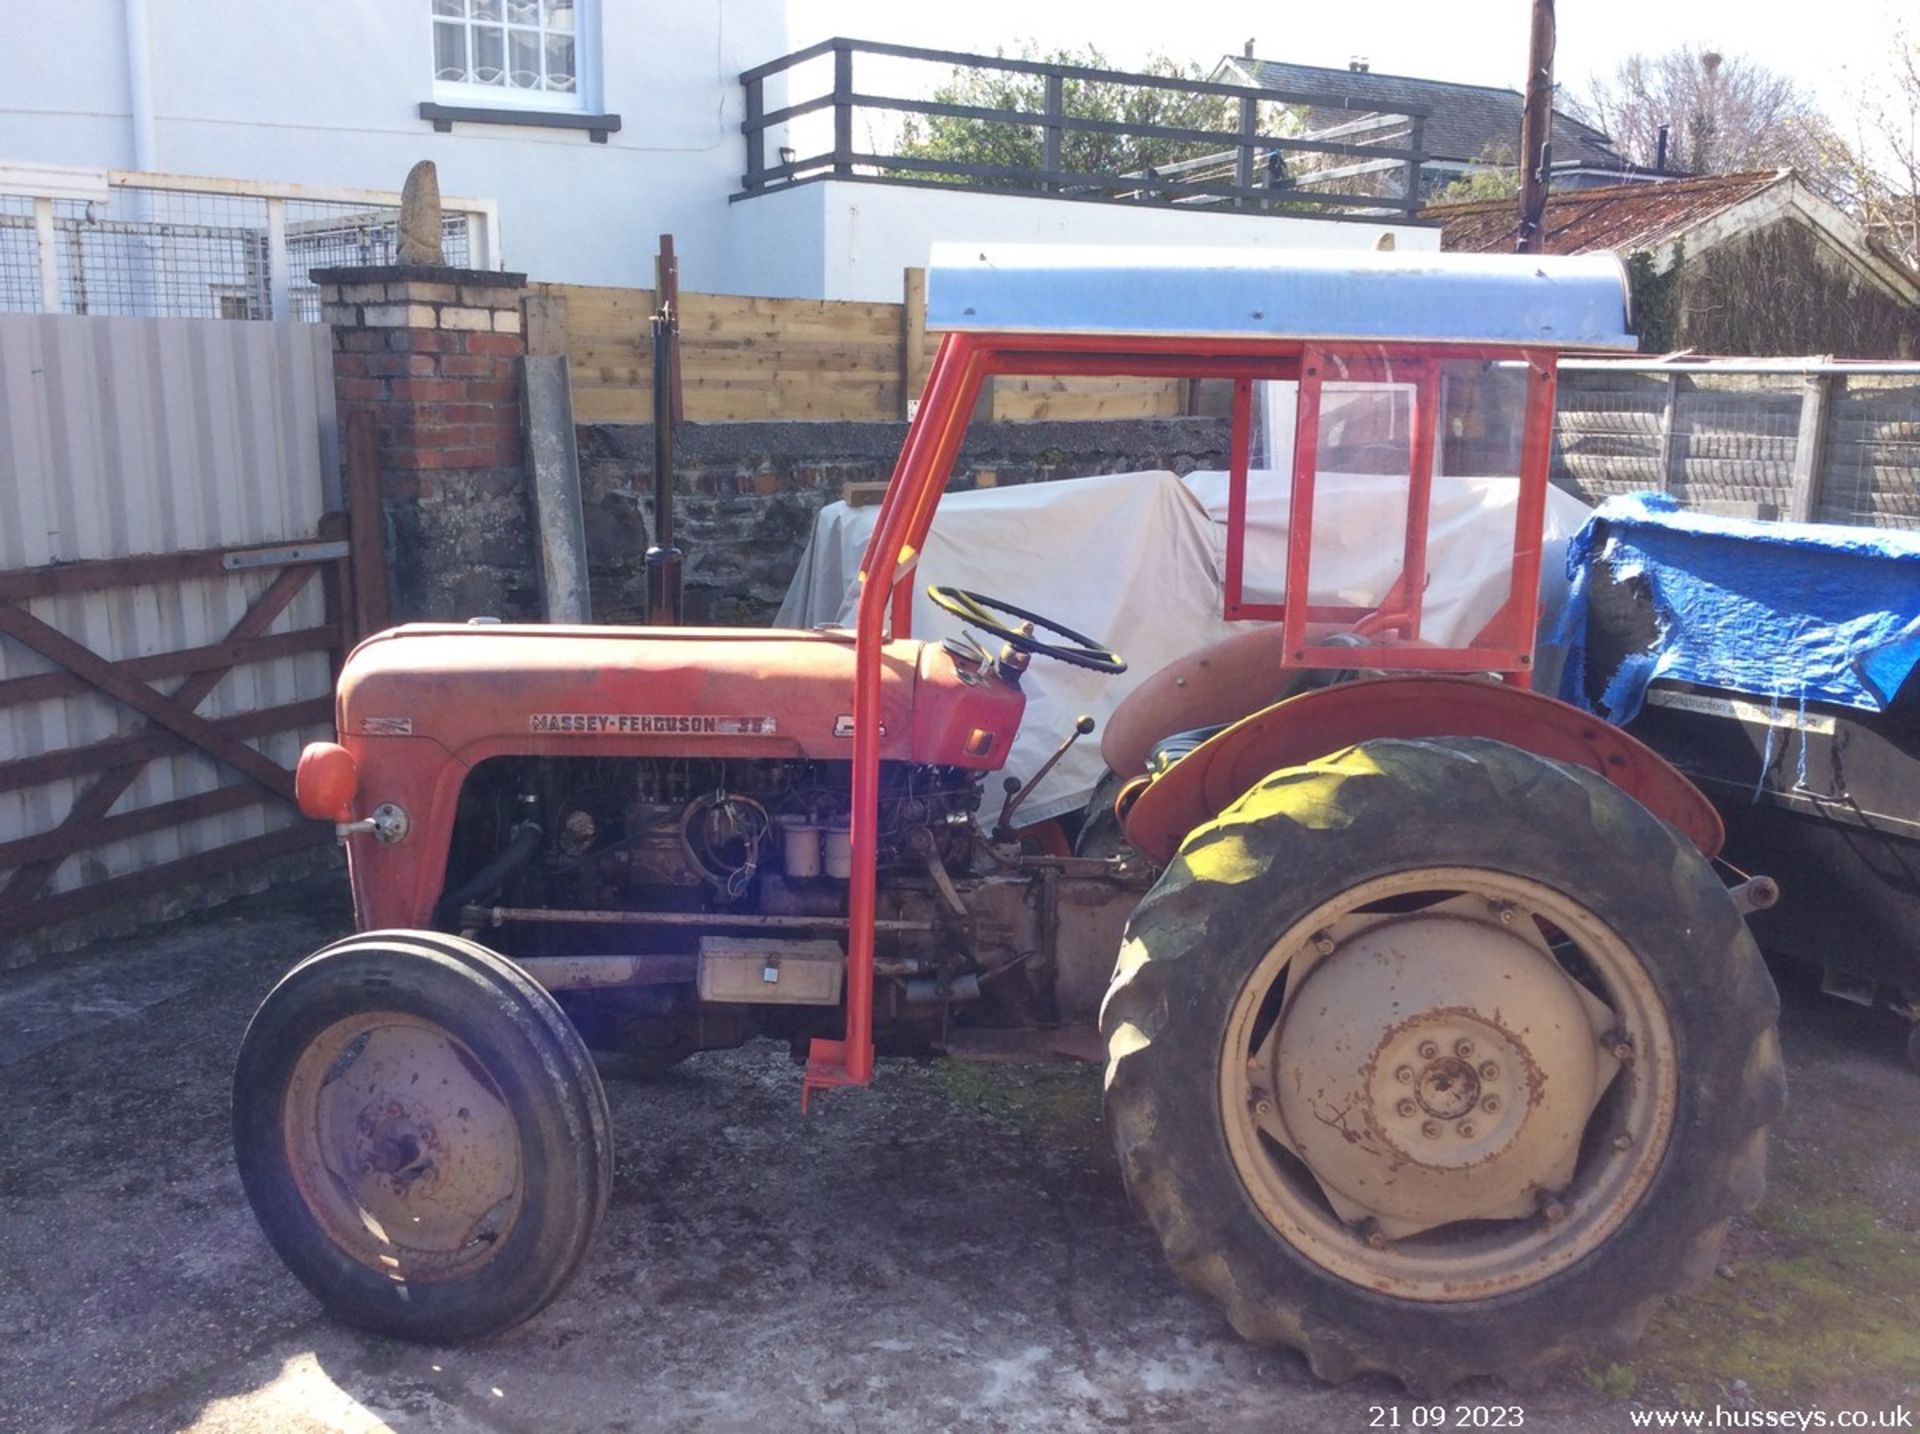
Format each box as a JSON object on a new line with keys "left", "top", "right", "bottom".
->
{"left": 314, "top": 264, "right": 537, "bottom": 621}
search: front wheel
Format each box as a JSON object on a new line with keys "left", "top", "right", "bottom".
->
{"left": 233, "top": 930, "right": 613, "bottom": 1341}
{"left": 1101, "top": 737, "right": 1784, "bottom": 1390}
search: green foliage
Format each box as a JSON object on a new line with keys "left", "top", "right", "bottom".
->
{"left": 893, "top": 45, "right": 1291, "bottom": 186}
{"left": 1432, "top": 145, "right": 1522, "bottom": 204}
{"left": 1625, "top": 249, "right": 1680, "bottom": 354}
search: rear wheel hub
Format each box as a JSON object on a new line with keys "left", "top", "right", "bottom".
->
{"left": 1225, "top": 868, "right": 1674, "bottom": 1301}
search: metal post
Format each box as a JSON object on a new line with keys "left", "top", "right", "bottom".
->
{"left": 1515, "top": 0, "right": 1555, "bottom": 253}
{"left": 745, "top": 75, "right": 766, "bottom": 191}
{"left": 1657, "top": 372, "right": 1680, "bottom": 493}
{"left": 1042, "top": 73, "right": 1064, "bottom": 192}
{"left": 1235, "top": 94, "right": 1257, "bottom": 209}
{"left": 645, "top": 235, "right": 684, "bottom": 626}
{"left": 832, "top": 44, "right": 854, "bottom": 177}
{"left": 1404, "top": 115, "right": 1427, "bottom": 203}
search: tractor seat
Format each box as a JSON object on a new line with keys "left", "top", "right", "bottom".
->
{"left": 1148, "top": 723, "right": 1230, "bottom": 775}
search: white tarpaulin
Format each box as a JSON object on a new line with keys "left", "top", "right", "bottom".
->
{"left": 776, "top": 470, "right": 1592, "bottom": 824}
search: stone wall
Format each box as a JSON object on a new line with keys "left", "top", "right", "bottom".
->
{"left": 575, "top": 417, "right": 1232, "bottom": 625}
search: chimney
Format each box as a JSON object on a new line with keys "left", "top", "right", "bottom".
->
{"left": 1244, "top": 38, "right": 1255, "bottom": 58}
{"left": 1655, "top": 124, "right": 1670, "bottom": 172}
{"left": 1349, "top": 56, "right": 1370, "bottom": 72}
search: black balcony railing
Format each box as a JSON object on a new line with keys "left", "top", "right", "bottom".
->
{"left": 737, "top": 39, "right": 1430, "bottom": 217}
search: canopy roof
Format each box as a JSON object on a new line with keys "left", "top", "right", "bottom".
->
{"left": 926, "top": 243, "right": 1637, "bottom": 351}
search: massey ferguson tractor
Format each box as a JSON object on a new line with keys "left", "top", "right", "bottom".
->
{"left": 233, "top": 246, "right": 1785, "bottom": 1390}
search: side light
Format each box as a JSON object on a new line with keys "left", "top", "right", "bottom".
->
{"left": 296, "top": 742, "right": 359, "bottom": 822}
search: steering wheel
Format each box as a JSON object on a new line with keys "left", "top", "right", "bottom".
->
{"left": 927, "top": 586, "right": 1128, "bottom": 675}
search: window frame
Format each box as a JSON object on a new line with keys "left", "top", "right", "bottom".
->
{"left": 429, "top": 0, "right": 596, "bottom": 116}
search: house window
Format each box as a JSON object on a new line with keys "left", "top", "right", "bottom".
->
{"left": 432, "top": 0, "right": 588, "bottom": 111}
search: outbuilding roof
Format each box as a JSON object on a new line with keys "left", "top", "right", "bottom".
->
{"left": 1220, "top": 57, "right": 1625, "bottom": 170}
{"left": 1427, "top": 172, "right": 1784, "bottom": 255}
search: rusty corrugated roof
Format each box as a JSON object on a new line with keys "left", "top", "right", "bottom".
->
{"left": 1427, "top": 172, "right": 1787, "bottom": 254}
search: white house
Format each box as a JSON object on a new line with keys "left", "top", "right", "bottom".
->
{"left": 0, "top": 4, "right": 1434, "bottom": 305}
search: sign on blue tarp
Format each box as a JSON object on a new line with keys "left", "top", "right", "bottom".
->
{"left": 1557, "top": 494, "right": 1920, "bottom": 723}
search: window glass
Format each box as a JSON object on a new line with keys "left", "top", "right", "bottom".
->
{"left": 432, "top": 0, "right": 586, "bottom": 108}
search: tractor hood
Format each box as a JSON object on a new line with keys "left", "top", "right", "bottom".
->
{"left": 334, "top": 623, "right": 1024, "bottom": 770}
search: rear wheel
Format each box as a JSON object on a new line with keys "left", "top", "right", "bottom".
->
{"left": 233, "top": 930, "right": 613, "bottom": 1341}
{"left": 1101, "top": 737, "right": 1784, "bottom": 1389}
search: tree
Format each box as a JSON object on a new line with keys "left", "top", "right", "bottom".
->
{"left": 894, "top": 45, "right": 1290, "bottom": 187}
{"left": 1846, "top": 23, "right": 1920, "bottom": 268}
{"left": 1570, "top": 46, "right": 1851, "bottom": 189}
{"left": 1432, "top": 145, "right": 1523, "bottom": 204}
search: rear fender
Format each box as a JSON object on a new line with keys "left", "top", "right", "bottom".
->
{"left": 1120, "top": 674, "right": 1723, "bottom": 866}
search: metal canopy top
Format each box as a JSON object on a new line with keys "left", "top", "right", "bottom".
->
{"left": 926, "top": 242, "right": 1637, "bottom": 351}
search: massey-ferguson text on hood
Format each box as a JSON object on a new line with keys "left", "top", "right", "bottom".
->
{"left": 334, "top": 624, "right": 1023, "bottom": 770}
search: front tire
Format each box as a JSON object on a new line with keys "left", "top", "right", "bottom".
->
{"left": 1101, "top": 737, "right": 1784, "bottom": 1389}
{"left": 233, "top": 930, "right": 613, "bottom": 1342}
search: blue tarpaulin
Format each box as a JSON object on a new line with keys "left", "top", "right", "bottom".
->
{"left": 1556, "top": 494, "right": 1920, "bottom": 723}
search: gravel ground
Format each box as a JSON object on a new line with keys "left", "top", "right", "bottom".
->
{"left": 0, "top": 874, "right": 1914, "bottom": 1434}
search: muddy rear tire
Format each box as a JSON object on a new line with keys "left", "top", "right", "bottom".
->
{"left": 233, "top": 930, "right": 613, "bottom": 1342}
{"left": 1101, "top": 737, "right": 1784, "bottom": 1390}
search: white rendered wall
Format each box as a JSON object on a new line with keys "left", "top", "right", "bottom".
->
{"left": 0, "top": 0, "right": 789, "bottom": 292}
{"left": 725, "top": 180, "right": 1443, "bottom": 302}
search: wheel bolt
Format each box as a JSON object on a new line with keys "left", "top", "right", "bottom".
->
{"left": 1314, "top": 932, "right": 1336, "bottom": 956}
{"left": 1255, "top": 1098, "right": 1274, "bottom": 1117}
{"left": 1459, "top": 1122, "right": 1477, "bottom": 1138}
{"left": 1482, "top": 1096, "right": 1501, "bottom": 1114}
{"left": 1613, "top": 1133, "right": 1632, "bottom": 1150}
{"left": 1394, "top": 1065, "right": 1415, "bottom": 1084}
{"left": 1396, "top": 1098, "right": 1417, "bottom": 1118}
{"left": 1480, "top": 1062, "right": 1500, "bottom": 1081}
{"left": 1611, "top": 1042, "right": 1635, "bottom": 1063}
{"left": 1418, "top": 1040, "right": 1439, "bottom": 1060}
{"left": 1422, "top": 1120, "right": 1441, "bottom": 1139}
{"left": 1366, "top": 1228, "right": 1389, "bottom": 1251}
{"left": 1454, "top": 1038, "right": 1474, "bottom": 1058}
{"left": 1539, "top": 1195, "right": 1567, "bottom": 1224}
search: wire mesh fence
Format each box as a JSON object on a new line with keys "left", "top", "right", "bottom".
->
{"left": 0, "top": 173, "right": 496, "bottom": 321}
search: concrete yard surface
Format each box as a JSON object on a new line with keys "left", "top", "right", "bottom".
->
{"left": 1, "top": 875, "right": 1915, "bottom": 1434}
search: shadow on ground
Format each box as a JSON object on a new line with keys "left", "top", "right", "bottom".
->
{"left": 0, "top": 878, "right": 1913, "bottom": 1433}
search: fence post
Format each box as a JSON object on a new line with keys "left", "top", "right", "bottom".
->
{"left": 1788, "top": 371, "right": 1834, "bottom": 522}
{"left": 901, "top": 267, "right": 927, "bottom": 418}
{"left": 32, "top": 197, "right": 59, "bottom": 312}
{"left": 744, "top": 74, "right": 766, "bottom": 191}
{"left": 1042, "top": 73, "right": 1064, "bottom": 192}
{"left": 265, "top": 197, "right": 290, "bottom": 320}
{"left": 1656, "top": 371, "right": 1681, "bottom": 492}
{"left": 1235, "top": 94, "right": 1257, "bottom": 210}
{"left": 342, "top": 409, "right": 391, "bottom": 637}
{"left": 833, "top": 44, "right": 854, "bottom": 176}
{"left": 1404, "top": 116, "right": 1427, "bottom": 202}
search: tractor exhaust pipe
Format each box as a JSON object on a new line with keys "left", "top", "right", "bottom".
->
{"left": 646, "top": 234, "right": 685, "bottom": 625}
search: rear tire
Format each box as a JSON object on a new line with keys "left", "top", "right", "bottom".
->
{"left": 1101, "top": 737, "right": 1784, "bottom": 1389}
{"left": 233, "top": 930, "right": 613, "bottom": 1342}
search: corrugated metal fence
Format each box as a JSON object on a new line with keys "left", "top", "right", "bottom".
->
{"left": 1552, "top": 362, "right": 1920, "bottom": 528}
{"left": 0, "top": 313, "right": 345, "bottom": 957}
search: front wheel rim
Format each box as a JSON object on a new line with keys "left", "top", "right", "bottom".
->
{"left": 1219, "top": 866, "right": 1678, "bottom": 1302}
{"left": 283, "top": 1011, "right": 525, "bottom": 1284}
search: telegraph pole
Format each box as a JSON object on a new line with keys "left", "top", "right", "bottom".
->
{"left": 1516, "top": 0, "right": 1555, "bottom": 253}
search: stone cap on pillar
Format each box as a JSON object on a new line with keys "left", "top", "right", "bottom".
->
{"left": 313, "top": 265, "right": 528, "bottom": 333}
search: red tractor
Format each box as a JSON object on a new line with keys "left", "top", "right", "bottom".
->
{"left": 234, "top": 246, "right": 1784, "bottom": 1390}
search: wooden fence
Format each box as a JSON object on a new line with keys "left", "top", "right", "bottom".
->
{"left": 522, "top": 269, "right": 1194, "bottom": 425}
